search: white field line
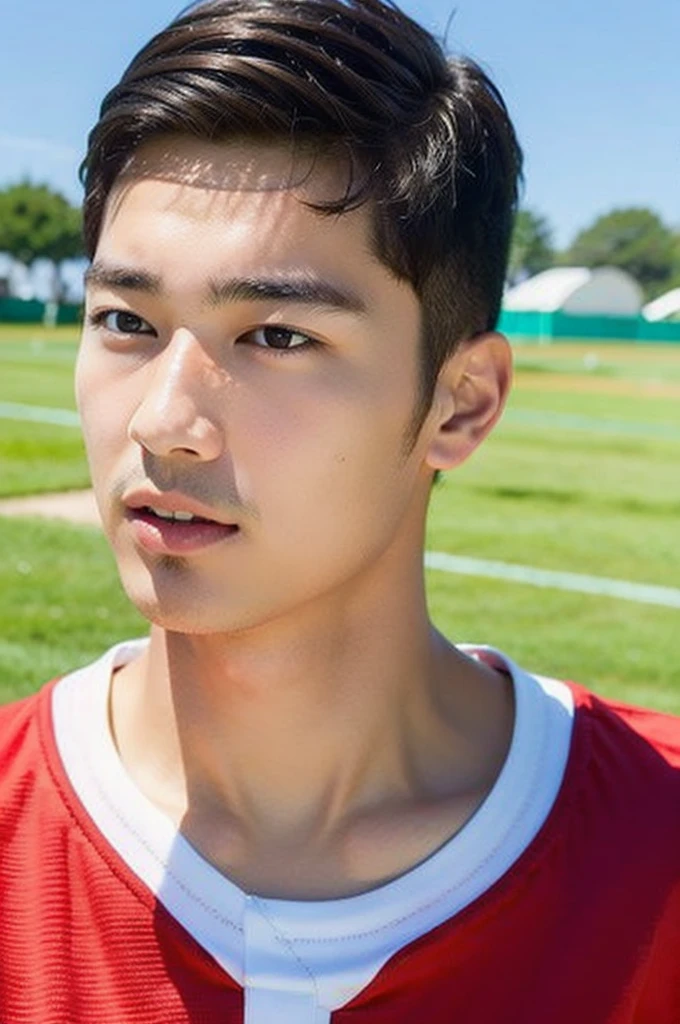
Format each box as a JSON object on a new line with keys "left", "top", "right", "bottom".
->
{"left": 0, "top": 401, "right": 80, "bottom": 427}
{"left": 4, "top": 401, "right": 680, "bottom": 442}
{"left": 502, "top": 408, "right": 680, "bottom": 441}
{"left": 425, "top": 553, "right": 680, "bottom": 610}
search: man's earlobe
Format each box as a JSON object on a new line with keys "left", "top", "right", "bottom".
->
{"left": 425, "top": 332, "right": 512, "bottom": 472}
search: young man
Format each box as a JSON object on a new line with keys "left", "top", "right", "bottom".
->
{"left": 1, "top": 1, "right": 678, "bottom": 1021}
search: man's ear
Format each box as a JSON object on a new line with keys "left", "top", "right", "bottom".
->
{"left": 424, "top": 331, "right": 512, "bottom": 472}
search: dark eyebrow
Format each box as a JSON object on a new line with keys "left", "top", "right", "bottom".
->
{"left": 206, "top": 275, "right": 368, "bottom": 316}
{"left": 84, "top": 260, "right": 367, "bottom": 317}
{"left": 84, "top": 261, "right": 162, "bottom": 294}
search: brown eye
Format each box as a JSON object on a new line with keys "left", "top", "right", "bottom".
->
{"left": 104, "top": 311, "right": 154, "bottom": 334}
{"left": 250, "top": 326, "right": 312, "bottom": 349}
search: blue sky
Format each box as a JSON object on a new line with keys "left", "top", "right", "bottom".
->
{"left": 2, "top": 0, "right": 678, "bottom": 249}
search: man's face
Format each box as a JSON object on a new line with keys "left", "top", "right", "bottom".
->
{"left": 76, "top": 137, "right": 439, "bottom": 634}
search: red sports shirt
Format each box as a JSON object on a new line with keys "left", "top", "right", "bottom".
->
{"left": 0, "top": 642, "right": 678, "bottom": 1023}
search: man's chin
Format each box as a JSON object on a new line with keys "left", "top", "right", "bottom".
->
{"left": 125, "top": 600, "right": 244, "bottom": 636}
{"left": 117, "top": 571, "right": 262, "bottom": 637}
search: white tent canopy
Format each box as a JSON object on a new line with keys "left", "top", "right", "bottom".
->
{"left": 504, "top": 267, "right": 643, "bottom": 316}
{"left": 642, "top": 288, "right": 680, "bottom": 322}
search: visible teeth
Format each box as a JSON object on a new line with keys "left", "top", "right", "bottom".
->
{"left": 148, "top": 506, "right": 196, "bottom": 522}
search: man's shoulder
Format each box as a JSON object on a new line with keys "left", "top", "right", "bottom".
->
{"left": 0, "top": 679, "right": 68, "bottom": 858}
{"left": 0, "top": 679, "right": 60, "bottom": 793}
{"left": 568, "top": 681, "right": 680, "bottom": 769}
{"left": 557, "top": 680, "right": 680, "bottom": 856}
{"left": 0, "top": 683, "right": 51, "bottom": 752}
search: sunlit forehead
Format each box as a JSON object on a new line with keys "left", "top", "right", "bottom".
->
{"left": 109, "top": 134, "right": 357, "bottom": 205}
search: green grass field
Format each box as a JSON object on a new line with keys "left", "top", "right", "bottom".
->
{"left": 1, "top": 325, "right": 679, "bottom": 711}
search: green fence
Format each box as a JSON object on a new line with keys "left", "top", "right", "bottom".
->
{"left": 0, "top": 297, "right": 82, "bottom": 325}
{"left": 637, "top": 320, "right": 680, "bottom": 343}
{"left": 55, "top": 303, "right": 82, "bottom": 326}
{"left": 498, "top": 310, "right": 680, "bottom": 344}
{"left": 0, "top": 297, "right": 46, "bottom": 323}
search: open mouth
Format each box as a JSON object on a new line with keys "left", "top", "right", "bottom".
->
{"left": 126, "top": 506, "right": 239, "bottom": 554}
{"left": 139, "top": 505, "right": 218, "bottom": 524}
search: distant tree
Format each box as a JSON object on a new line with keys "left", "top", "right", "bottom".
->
{"left": 0, "top": 181, "right": 83, "bottom": 302}
{"left": 562, "top": 208, "right": 675, "bottom": 299}
{"left": 507, "top": 208, "right": 555, "bottom": 285}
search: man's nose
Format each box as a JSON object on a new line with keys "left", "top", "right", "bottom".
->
{"left": 127, "top": 329, "right": 225, "bottom": 461}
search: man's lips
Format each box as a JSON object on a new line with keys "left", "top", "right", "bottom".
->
{"left": 121, "top": 490, "right": 240, "bottom": 555}
{"left": 122, "top": 489, "right": 233, "bottom": 526}
{"left": 125, "top": 508, "right": 240, "bottom": 556}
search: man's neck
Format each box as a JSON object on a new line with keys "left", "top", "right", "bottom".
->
{"left": 109, "top": 595, "right": 514, "bottom": 898}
